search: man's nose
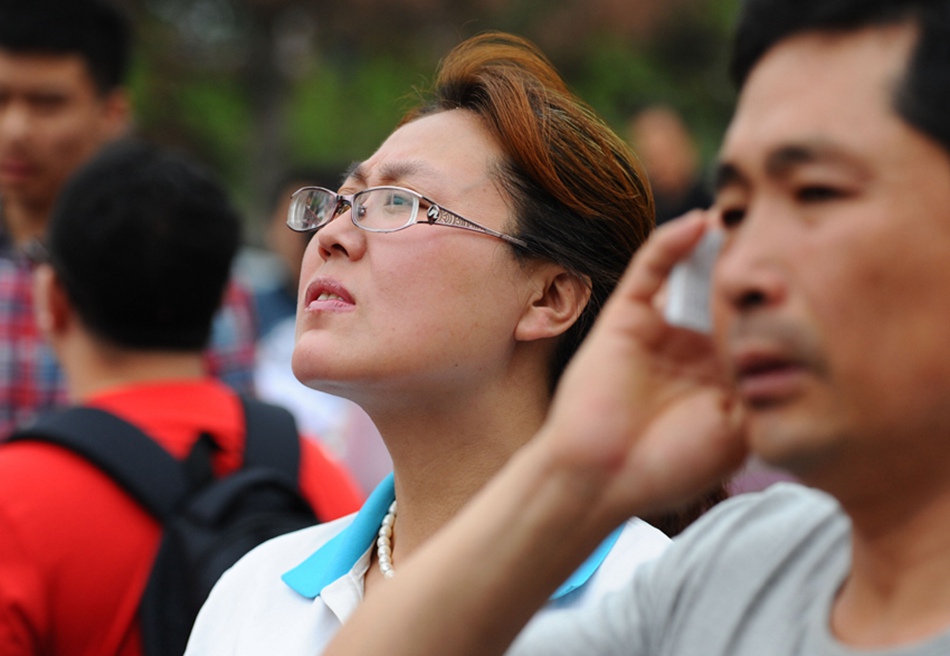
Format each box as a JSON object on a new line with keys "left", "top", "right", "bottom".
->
{"left": 714, "top": 216, "right": 789, "bottom": 314}
{"left": 0, "top": 102, "right": 32, "bottom": 142}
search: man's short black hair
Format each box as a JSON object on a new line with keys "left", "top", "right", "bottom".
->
{"left": 0, "top": 0, "right": 132, "bottom": 93}
{"left": 731, "top": 0, "right": 950, "bottom": 156}
{"left": 46, "top": 140, "right": 243, "bottom": 351}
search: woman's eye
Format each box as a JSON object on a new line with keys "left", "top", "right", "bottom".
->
{"left": 387, "top": 193, "right": 412, "bottom": 208}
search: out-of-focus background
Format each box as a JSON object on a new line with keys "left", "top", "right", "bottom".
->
{"left": 118, "top": 0, "right": 739, "bottom": 240}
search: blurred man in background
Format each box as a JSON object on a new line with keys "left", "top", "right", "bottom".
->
{"left": 0, "top": 139, "right": 362, "bottom": 656}
{"left": 0, "top": 0, "right": 258, "bottom": 435}
{"left": 627, "top": 104, "right": 712, "bottom": 225}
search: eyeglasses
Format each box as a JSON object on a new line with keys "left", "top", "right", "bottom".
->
{"left": 286, "top": 186, "right": 529, "bottom": 249}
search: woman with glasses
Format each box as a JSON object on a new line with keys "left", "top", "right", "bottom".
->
{"left": 186, "top": 31, "right": 718, "bottom": 655}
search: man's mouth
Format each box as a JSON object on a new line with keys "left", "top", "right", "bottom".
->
{"left": 0, "top": 159, "right": 36, "bottom": 182}
{"left": 732, "top": 351, "right": 807, "bottom": 408}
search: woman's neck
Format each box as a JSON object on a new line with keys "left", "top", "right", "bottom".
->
{"left": 368, "top": 382, "right": 551, "bottom": 572}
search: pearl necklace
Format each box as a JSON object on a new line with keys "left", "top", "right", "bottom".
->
{"left": 377, "top": 500, "right": 397, "bottom": 578}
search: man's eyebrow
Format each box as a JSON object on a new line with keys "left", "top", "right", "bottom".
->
{"left": 765, "top": 144, "right": 826, "bottom": 177}
{"left": 714, "top": 161, "right": 745, "bottom": 192}
{"left": 715, "top": 141, "right": 866, "bottom": 191}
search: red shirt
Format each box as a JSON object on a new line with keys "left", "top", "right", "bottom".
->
{"left": 0, "top": 380, "right": 364, "bottom": 656}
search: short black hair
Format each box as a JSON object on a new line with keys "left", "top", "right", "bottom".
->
{"left": 46, "top": 140, "right": 243, "bottom": 351}
{"left": 0, "top": 0, "right": 132, "bottom": 93}
{"left": 731, "top": 0, "right": 950, "bottom": 156}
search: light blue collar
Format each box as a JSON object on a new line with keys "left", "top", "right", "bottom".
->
{"left": 282, "top": 473, "right": 623, "bottom": 600}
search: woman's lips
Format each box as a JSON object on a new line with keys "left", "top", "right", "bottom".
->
{"left": 306, "top": 293, "right": 354, "bottom": 311}
{"left": 303, "top": 279, "right": 355, "bottom": 312}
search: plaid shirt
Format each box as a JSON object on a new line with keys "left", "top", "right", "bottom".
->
{"left": 0, "top": 225, "right": 258, "bottom": 438}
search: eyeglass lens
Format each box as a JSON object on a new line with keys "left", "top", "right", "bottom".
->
{"left": 291, "top": 187, "right": 423, "bottom": 232}
{"left": 355, "top": 188, "right": 419, "bottom": 230}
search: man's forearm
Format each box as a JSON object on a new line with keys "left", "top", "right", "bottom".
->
{"left": 324, "top": 434, "right": 625, "bottom": 656}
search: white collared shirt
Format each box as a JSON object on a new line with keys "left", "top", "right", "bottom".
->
{"left": 185, "top": 474, "right": 670, "bottom": 655}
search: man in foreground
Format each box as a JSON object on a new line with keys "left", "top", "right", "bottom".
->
{"left": 321, "top": 0, "right": 950, "bottom": 654}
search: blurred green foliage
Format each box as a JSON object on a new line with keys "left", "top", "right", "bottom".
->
{"left": 285, "top": 55, "right": 429, "bottom": 171}
{"left": 125, "top": 0, "right": 742, "bottom": 235}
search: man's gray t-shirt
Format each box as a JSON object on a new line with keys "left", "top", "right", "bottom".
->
{"left": 510, "top": 483, "right": 950, "bottom": 656}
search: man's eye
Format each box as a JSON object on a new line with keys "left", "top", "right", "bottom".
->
{"left": 28, "top": 95, "right": 67, "bottom": 114}
{"left": 797, "top": 186, "right": 841, "bottom": 202}
{"left": 721, "top": 208, "right": 746, "bottom": 228}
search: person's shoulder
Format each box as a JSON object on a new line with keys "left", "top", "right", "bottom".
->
{"left": 0, "top": 440, "right": 101, "bottom": 490}
{"left": 653, "top": 482, "right": 846, "bottom": 579}
{"left": 0, "top": 443, "right": 65, "bottom": 524}
{"left": 680, "top": 483, "right": 840, "bottom": 542}
{"left": 604, "top": 484, "right": 841, "bottom": 589}
{"left": 563, "top": 516, "right": 671, "bottom": 603}
{"left": 188, "top": 513, "right": 360, "bottom": 654}
{"left": 610, "top": 517, "right": 672, "bottom": 568}
{"left": 712, "top": 482, "right": 837, "bottom": 526}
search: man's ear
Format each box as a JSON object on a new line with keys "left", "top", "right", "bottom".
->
{"left": 514, "top": 268, "right": 591, "bottom": 342}
{"left": 100, "top": 88, "right": 132, "bottom": 141}
{"left": 33, "top": 264, "right": 73, "bottom": 338}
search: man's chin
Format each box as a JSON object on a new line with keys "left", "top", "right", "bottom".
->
{"left": 0, "top": 178, "right": 46, "bottom": 207}
{"left": 746, "top": 417, "right": 835, "bottom": 480}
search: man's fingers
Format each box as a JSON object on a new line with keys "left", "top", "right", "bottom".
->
{"left": 621, "top": 211, "right": 708, "bottom": 305}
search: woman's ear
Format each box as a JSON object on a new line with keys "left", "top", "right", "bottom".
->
{"left": 33, "top": 264, "right": 72, "bottom": 338}
{"left": 514, "top": 268, "right": 591, "bottom": 342}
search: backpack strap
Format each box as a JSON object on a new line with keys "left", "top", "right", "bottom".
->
{"left": 7, "top": 407, "right": 186, "bottom": 519}
{"left": 239, "top": 396, "right": 301, "bottom": 482}
{"left": 7, "top": 397, "right": 305, "bottom": 517}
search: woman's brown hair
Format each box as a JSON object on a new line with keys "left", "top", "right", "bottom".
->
{"left": 403, "top": 31, "right": 654, "bottom": 386}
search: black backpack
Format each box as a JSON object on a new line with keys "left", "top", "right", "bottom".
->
{"left": 7, "top": 397, "right": 320, "bottom": 656}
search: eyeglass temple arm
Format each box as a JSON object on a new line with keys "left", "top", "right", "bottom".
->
{"left": 425, "top": 205, "right": 529, "bottom": 248}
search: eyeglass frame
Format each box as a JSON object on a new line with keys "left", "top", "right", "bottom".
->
{"left": 285, "top": 185, "right": 530, "bottom": 250}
